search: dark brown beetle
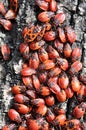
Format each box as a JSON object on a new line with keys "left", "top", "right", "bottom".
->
{"left": 56, "top": 58, "right": 69, "bottom": 71}
{"left": 32, "top": 75, "right": 40, "bottom": 90}
{"left": 11, "top": 85, "right": 26, "bottom": 95}
{"left": 45, "top": 95, "right": 55, "bottom": 106}
{"left": 39, "top": 60, "right": 55, "bottom": 70}
{"left": 64, "top": 119, "right": 81, "bottom": 130}
{"left": 58, "top": 27, "right": 66, "bottom": 43}
{"left": 0, "top": 2, "right": 6, "bottom": 15}
{"left": 69, "top": 61, "right": 82, "bottom": 75}
{"left": 22, "top": 76, "right": 33, "bottom": 89}
{"left": 5, "top": 9, "right": 16, "bottom": 19}
{"left": 52, "top": 114, "right": 66, "bottom": 126}
{"left": 36, "top": 0, "right": 49, "bottom": 11}
{"left": 8, "top": 109, "right": 22, "bottom": 123}
{"left": 48, "top": 67, "right": 61, "bottom": 77}
{"left": 49, "top": 0, "right": 57, "bottom": 12}
{"left": 1, "top": 44, "right": 10, "bottom": 60}
{"left": 79, "top": 72, "right": 86, "bottom": 84}
{"left": 21, "top": 67, "right": 36, "bottom": 76}
{"left": 65, "top": 26, "right": 76, "bottom": 43}
{"left": 56, "top": 90, "right": 67, "bottom": 102}
{"left": 73, "top": 102, "right": 86, "bottom": 119}
{"left": 77, "top": 84, "right": 85, "bottom": 102}
{"left": 71, "top": 47, "right": 81, "bottom": 62}
{"left": 53, "top": 13, "right": 66, "bottom": 26}
{"left": 58, "top": 72, "right": 69, "bottom": 89}
{"left": 31, "top": 98, "right": 45, "bottom": 107}
{"left": 38, "top": 71, "right": 48, "bottom": 83}
{"left": 46, "top": 108, "right": 55, "bottom": 122}
{"left": 65, "top": 87, "right": 74, "bottom": 98}
{"left": 14, "top": 103, "right": 31, "bottom": 114}
{"left": 54, "top": 39, "right": 63, "bottom": 53}
{"left": 38, "top": 11, "right": 54, "bottom": 22}
{"left": 29, "top": 52, "right": 39, "bottom": 69}
{"left": 71, "top": 76, "right": 81, "bottom": 92}
{"left": 26, "top": 90, "right": 37, "bottom": 99}
{"left": 48, "top": 45, "right": 59, "bottom": 59}
{"left": 44, "top": 30, "right": 56, "bottom": 41}
{"left": 30, "top": 40, "right": 45, "bottom": 50}
{"left": 35, "top": 105, "right": 47, "bottom": 116}
{"left": 38, "top": 47, "right": 49, "bottom": 62}
{"left": 0, "top": 18, "right": 12, "bottom": 30}
{"left": 63, "top": 43, "right": 72, "bottom": 58}
{"left": 14, "top": 94, "right": 29, "bottom": 104}
{"left": 38, "top": 86, "right": 51, "bottom": 96}
{"left": 19, "top": 43, "right": 29, "bottom": 59}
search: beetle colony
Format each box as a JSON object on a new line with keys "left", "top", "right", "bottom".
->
{"left": 2, "top": 0, "right": 86, "bottom": 130}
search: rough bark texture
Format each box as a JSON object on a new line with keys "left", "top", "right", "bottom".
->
{"left": 0, "top": 0, "right": 86, "bottom": 129}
